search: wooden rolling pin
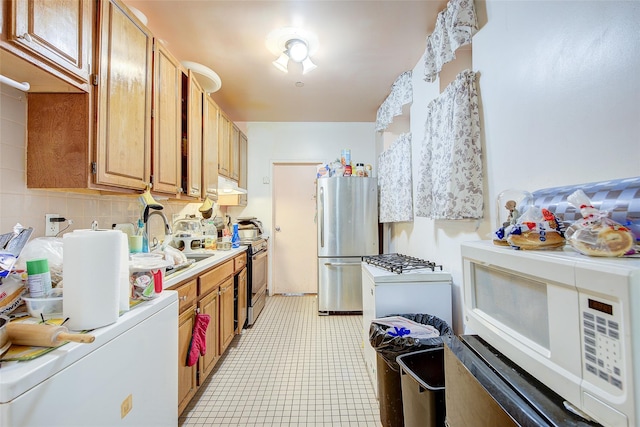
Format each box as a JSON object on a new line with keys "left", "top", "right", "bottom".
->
{"left": 7, "top": 323, "right": 95, "bottom": 347}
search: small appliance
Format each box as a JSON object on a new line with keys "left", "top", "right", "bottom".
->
{"left": 462, "top": 240, "right": 640, "bottom": 427}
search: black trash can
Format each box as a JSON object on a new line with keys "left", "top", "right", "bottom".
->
{"left": 397, "top": 348, "right": 445, "bottom": 427}
{"left": 369, "top": 314, "right": 452, "bottom": 427}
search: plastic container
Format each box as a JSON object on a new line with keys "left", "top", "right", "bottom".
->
{"left": 397, "top": 348, "right": 446, "bottom": 427}
{"left": 22, "top": 288, "right": 64, "bottom": 320}
{"left": 129, "top": 255, "right": 171, "bottom": 300}
{"left": 369, "top": 314, "right": 452, "bottom": 427}
{"left": 341, "top": 149, "right": 351, "bottom": 166}
{"left": 26, "top": 258, "right": 52, "bottom": 298}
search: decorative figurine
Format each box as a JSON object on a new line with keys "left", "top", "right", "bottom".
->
{"left": 503, "top": 200, "right": 518, "bottom": 227}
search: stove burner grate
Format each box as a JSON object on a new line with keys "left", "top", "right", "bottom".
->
{"left": 363, "top": 253, "right": 443, "bottom": 274}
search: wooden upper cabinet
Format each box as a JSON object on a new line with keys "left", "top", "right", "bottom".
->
{"left": 202, "top": 95, "right": 219, "bottom": 200}
{"left": 94, "top": 0, "right": 153, "bottom": 190}
{"left": 2, "top": 0, "right": 92, "bottom": 90}
{"left": 184, "top": 70, "right": 203, "bottom": 198}
{"left": 217, "top": 110, "right": 231, "bottom": 178}
{"left": 230, "top": 123, "right": 240, "bottom": 181}
{"left": 238, "top": 131, "right": 248, "bottom": 190}
{"left": 151, "top": 42, "right": 182, "bottom": 195}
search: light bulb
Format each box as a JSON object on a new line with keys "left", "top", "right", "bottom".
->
{"left": 287, "top": 40, "right": 308, "bottom": 62}
{"left": 302, "top": 57, "right": 317, "bottom": 74}
{"left": 272, "top": 53, "right": 289, "bottom": 73}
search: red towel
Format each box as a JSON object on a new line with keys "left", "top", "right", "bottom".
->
{"left": 186, "top": 313, "right": 211, "bottom": 366}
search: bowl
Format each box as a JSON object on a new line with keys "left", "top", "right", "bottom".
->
{"left": 22, "top": 291, "right": 63, "bottom": 320}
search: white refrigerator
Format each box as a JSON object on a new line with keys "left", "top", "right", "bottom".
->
{"left": 317, "top": 177, "right": 378, "bottom": 313}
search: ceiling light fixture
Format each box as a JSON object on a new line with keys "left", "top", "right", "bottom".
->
{"left": 266, "top": 27, "right": 319, "bottom": 75}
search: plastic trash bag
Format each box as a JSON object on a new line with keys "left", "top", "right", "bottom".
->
{"left": 15, "top": 237, "right": 64, "bottom": 286}
{"left": 369, "top": 313, "right": 452, "bottom": 372}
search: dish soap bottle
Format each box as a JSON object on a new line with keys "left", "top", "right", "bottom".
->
{"left": 231, "top": 223, "right": 240, "bottom": 249}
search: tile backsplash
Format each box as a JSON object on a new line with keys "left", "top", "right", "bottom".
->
{"left": 0, "top": 84, "right": 209, "bottom": 239}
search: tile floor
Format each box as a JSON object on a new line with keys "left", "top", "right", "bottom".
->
{"left": 179, "top": 295, "right": 381, "bottom": 426}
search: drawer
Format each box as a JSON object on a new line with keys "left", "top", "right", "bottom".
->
{"left": 199, "top": 260, "right": 233, "bottom": 296}
{"left": 174, "top": 279, "right": 197, "bottom": 314}
{"left": 234, "top": 253, "right": 247, "bottom": 272}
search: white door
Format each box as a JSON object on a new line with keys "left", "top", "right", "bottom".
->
{"left": 272, "top": 163, "right": 318, "bottom": 294}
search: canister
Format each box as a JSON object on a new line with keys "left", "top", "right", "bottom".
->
{"left": 26, "top": 258, "right": 52, "bottom": 298}
{"left": 341, "top": 149, "right": 351, "bottom": 166}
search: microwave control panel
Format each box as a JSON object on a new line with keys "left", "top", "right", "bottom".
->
{"left": 581, "top": 297, "right": 624, "bottom": 393}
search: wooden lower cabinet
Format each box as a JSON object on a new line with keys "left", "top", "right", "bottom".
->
{"left": 197, "top": 288, "right": 220, "bottom": 381}
{"left": 219, "top": 277, "right": 235, "bottom": 354}
{"left": 171, "top": 254, "right": 247, "bottom": 415}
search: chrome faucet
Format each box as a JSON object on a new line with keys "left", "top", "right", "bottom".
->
{"left": 144, "top": 209, "right": 173, "bottom": 250}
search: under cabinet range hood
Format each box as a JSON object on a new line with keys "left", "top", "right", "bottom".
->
{"left": 217, "top": 176, "right": 247, "bottom": 195}
{"left": 217, "top": 176, "right": 247, "bottom": 205}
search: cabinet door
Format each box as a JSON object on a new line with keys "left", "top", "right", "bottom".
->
{"left": 152, "top": 42, "right": 181, "bottom": 195}
{"left": 202, "top": 95, "right": 219, "bottom": 199}
{"left": 236, "top": 267, "right": 247, "bottom": 333}
{"left": 185, "top": 70, "right": 203, "bottom": 198}
{"left": 95, "top": 0, "right": 152, "bottom": 190}
{"left": 198, "top": 287, "right": 220, "bottom": 382}
{"left": 219, "top": 277, "right": 235, "bottom": 354}
{"left": 230, "top": 124, "right": 240, "bottom": 181}
{"left": 178, "top": 306, "right": 197, "bottom": 415}
{"left": 217, "top": 111, "right": 230, "bottom": 177}
{"left": 238, "top": 131, "right": 248, "bottom": 190}
{"left": 8, "top": 0, "right": 92, "bottom": 84}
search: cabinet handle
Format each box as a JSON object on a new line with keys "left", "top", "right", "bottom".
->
{"left": 17, "top": 33, "right": 33, "bottom": 43}
{"left": 180, "top": 295, "right": 187, "bottom": 301}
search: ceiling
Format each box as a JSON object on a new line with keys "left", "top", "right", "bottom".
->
{"left": 124, "top": 0, "right": 448, "bottom": 123}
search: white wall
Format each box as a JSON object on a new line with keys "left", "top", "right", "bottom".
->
{"left": 227, "top": 122, "right": 377, "bottom": 236}
{"left": 388, "top": 0, "right": 640, "bottom": 333}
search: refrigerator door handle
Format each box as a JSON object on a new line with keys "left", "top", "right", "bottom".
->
{"left": 319, "top": 186, "right": 324, "bottom": 248}
{"left": 323, "top": 262, "right": 361, "bottom": 267}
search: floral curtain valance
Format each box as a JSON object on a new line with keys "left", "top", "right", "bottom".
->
{"left": 378, "top": 133, "right": 414, "bottom": 223}
{"left": 423, "top": 0, "right": 478, "bottom": 83}
{"left": 375, "top": 71, "right": 413, "bottom": 132}
{"left": 415, "top": 69, "right": 483, "bottom": 220}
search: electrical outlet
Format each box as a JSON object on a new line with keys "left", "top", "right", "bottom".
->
{"left": 45, "top": 214, "right": 60, "bottom": 237}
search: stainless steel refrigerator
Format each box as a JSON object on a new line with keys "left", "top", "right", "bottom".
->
{"left": 317, "top": 177, "right": 378, "bottom": 313}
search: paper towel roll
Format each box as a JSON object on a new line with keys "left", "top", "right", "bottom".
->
{"left": 63, "top": 230, "right": 124, "bottom": 330}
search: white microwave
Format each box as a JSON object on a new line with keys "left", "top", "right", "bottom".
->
{"left": 462, "top": 240, "right": 640, "bottom": 427}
